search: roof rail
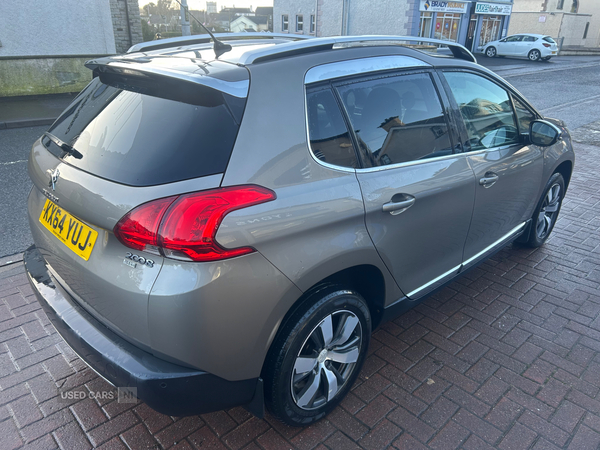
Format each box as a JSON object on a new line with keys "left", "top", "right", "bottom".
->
{"left": 236, "top": 35, "right": 477, "bottom": 64}
{"left": 127, "top": 33, "right": 312, "bottom": 54}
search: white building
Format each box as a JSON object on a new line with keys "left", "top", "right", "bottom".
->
{"left": 510, "top": 0, "right": 600, "bottom": 48}
{"left": 273, "top": 0, "right": 515, "bottom": 53}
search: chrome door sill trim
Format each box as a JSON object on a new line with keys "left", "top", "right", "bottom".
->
{"left": 462, "top": 222, "right": 526, "bottom": 267}
{"left": 407, "top": 264, "right": 461, "bottom": 298}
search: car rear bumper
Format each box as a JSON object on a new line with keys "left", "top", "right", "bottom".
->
{"left": 23, "top": 245, "right": 260, "bottom": 417}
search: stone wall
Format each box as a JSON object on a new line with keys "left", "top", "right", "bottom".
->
{"left": 110, "top": 0, "right": 144, "bottom": 54}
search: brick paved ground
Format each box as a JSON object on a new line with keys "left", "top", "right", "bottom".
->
{"left": 0, "top": 142, "right": 599, "bottom": 450}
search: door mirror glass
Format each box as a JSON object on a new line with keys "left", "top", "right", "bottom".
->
{"left": 530, "top": 120, "right": 561, "bottom": 146}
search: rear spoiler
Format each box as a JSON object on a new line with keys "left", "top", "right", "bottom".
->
{"left": 84, "top": 57, "right": 249, "bottom": 99}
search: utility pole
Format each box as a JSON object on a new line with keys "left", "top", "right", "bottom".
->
{"left": 180, "top": 0, "right": 191, "bottom": 35}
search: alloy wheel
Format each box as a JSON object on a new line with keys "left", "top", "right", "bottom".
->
{"left": 529, "top": 49, "right": 541, "bottom": 61}
{"left": 291, "top": 310, "right": 362, "bottom": 410}
{"left": 536, "top": 183, "right": 561, "bottom": 239}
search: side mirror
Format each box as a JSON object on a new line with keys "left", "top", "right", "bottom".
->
{"left": 529, "top": 120, "right": 562, "bottom": 147}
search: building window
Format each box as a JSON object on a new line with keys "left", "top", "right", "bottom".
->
{"left": 296, "top": 15, "right": 303, "bottom": 32}
{"left": 310, "top": 14, "right": 316, "bottom": 33}
{"left": 583, "top": 22, "right": 590, "bottom": 39}
{"left": 282, "top": 14, "right": 289, "bottom": 32}
{"left": 571, "top": 0, "right": 578, "bottom": 13}
{"left": 419, "top": 12, "right": 432, "bottom": 38}
{"left": 434, "top": 13, "right": 461, "bottom": 42}
{"left": 479, "top": 15, "right": 502, "bottom": 47}
{"left": 557, "top": 0, "right": 564, "bottom": 10}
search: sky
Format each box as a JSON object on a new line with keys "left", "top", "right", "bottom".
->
{"left": 140, "top": 0, "right": 273, "bottom": 11}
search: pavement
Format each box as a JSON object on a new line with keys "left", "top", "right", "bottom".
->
{"left": 1, "top": 57, "right": 600, "bottom": 450}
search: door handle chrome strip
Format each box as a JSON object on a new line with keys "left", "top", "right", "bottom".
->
{"left": 479, "top": 174, "right": 499, "bottom": 186}
{"left": 382, "top": 197, "right": 416, "bottom": 215}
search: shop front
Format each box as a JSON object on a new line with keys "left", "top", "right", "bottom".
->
{"left": 418, "top": 1, "right": 470, "bottom": 43}
{"left": 472, "top": 2, "right": 513, "bottom": 52}
{"left": 417, "top": 1, "right": 513, "bottom": 54}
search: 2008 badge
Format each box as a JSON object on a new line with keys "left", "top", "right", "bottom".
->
{"left": 125, "top": 252, "right": 155, "bottom": 268}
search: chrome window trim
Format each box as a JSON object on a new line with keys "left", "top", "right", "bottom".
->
{"left": 356, "top": 152, "right": 464, "bottom": 173}
{"left": 304, "top": 56, "right": 430, "bottom": 84}
{"left": 462, "top": 222, "right": 526, "bottom": 267}
{"left": 407, "top": 264, "right": 462, "bottom": 298}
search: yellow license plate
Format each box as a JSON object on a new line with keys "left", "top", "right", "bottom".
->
{"left": 39, "top": 199, "right": 98, "bottom": 261}
{"left": 552, "top": 51, "right": 557, "bottom": 54}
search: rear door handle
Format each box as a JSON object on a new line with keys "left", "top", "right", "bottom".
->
{"left": 479, "top": 172, "right": 499, "bottom": 188}
{"left": 382, "top": 195, "right": 416, "bottom": 215}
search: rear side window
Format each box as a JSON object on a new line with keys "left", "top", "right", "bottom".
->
{"left": 43, "top": 77, "right": 245, "bottom": 187}
{"left": 336, "top": 72, "right": 452, "bottom": 166}
{"left": 306, "top": 88, "right": 358, "bottom": 168}
{"left": 444, "top": 72, "right": 518, "bottom": 151}
{"left": 543, "top": 36, "right": 556, "bottom": 43}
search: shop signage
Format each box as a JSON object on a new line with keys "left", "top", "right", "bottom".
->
{"left": 475, "top": 2, "right": 513, "bottom": 15}
{"left": 420, "top": 1, "right": 468, "bottom": 14}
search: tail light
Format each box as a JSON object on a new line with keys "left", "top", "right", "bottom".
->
{"left": 543, "top": 43, "right": 551, "bottom": 48}
{"left": 114, "top": 186, "right": 276, "bottom": 262}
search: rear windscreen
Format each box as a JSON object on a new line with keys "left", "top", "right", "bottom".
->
{"left": 543, "top": 37, "right": 556, "bottom": 43}
{"left": 43, "top": 77, "right": 246, "bottom": 186}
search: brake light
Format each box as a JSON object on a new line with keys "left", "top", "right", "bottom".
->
{"left": 543, "top": 43, "right": 551, "bottom": 48}
{"left": 114, "top": 186, "right": 276, "bottom": 262}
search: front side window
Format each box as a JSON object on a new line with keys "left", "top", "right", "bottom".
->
{"left": 282, "top": 15, "right": 289, "bottom": 32}
{"left": 444, "top": 72, "right": 519, "bottom": 151}
{"left": 336, "top": 72, "right": 452, "bottom": 167}
{"left": 296, "top": 15, "right": 303, "bottom": 32}
{"left": 306, "top": 88, "right": 357, "bottom": 168}
{"left": 505, "top": 35, "right": 523, "bottom": 42}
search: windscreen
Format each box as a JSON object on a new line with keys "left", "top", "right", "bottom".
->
{"left": 543, "top": 37, "right": 556, "bottom": 43}
{"left": 43, "top": 77, "right": 246, "bottom": 186}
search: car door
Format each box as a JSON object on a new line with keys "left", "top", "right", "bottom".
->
{"left": 441, "top": 70, "right": 544, "bottom": 268}
{"left": 516, "top": 35, "right": 537, "bottom": 56}
{"left": 334, "top": 71, "right": 476, "bottom": 299}
{"left": 498, "top": 35, "right": 523, "bottom": 56}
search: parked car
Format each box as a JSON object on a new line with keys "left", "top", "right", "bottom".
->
{"left": 24, "top": 34, "right": 574, "bottom": 427}
{"left": 483, "top": 33, "right": 558, "bottom": 61}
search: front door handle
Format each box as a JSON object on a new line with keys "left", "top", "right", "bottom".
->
{"left": 479, "top": 172, "right": 499, "bottom": 188}
{"left": 382, "top": 194, "right": 416, "bottom": 215}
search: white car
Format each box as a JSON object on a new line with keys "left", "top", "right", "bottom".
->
{"left": 483, "top": 33, "right": 558, "bottom": 61}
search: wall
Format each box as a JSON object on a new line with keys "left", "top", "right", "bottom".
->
{"left": 110, "top": 0, "right": 144, "bottom": 54}
{"left": 577, "top": 0, "right": 600, "bottom": 47}
{"left": 318, "top": 0, "right": 343, "bottom": 36}
{"left": 345, "top": 0, "right": 411, "bottom": 36}
{"left": 0, "top": 0, "right": 116, "bottom": 57}
{"left": 508, "top": 11, "right": 562, "bottom": 36}
{"left": 561, "top": 12, "right": 593, "bottom": 46}
{"left": 512, "top": 0, "right": 545, "bottom": 12}
{"left": 0, "top": 0, "right": 145, "bottom": 97}
{"left": 0, "top": 57, "right": 93, "bottom": 97}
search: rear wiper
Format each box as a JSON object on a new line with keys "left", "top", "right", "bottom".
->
{"left": 43, "top": 132, "right": 83, "bottom": 159}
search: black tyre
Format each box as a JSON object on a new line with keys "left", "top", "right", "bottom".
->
{"left": 521, "top": 173, "right": 565, "bottom": 247}
{"left": 528, "top": 49, "right": 541, "bottom": 61}
{"left": 485, "top": 46, "right": 497, "bottom": 58}
{"left": 264, "top": 286, "right": 371, "bottom": 426}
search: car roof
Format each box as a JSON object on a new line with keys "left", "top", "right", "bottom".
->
{"left": 85, "top": 34, "right": 479, "bottom": 98}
